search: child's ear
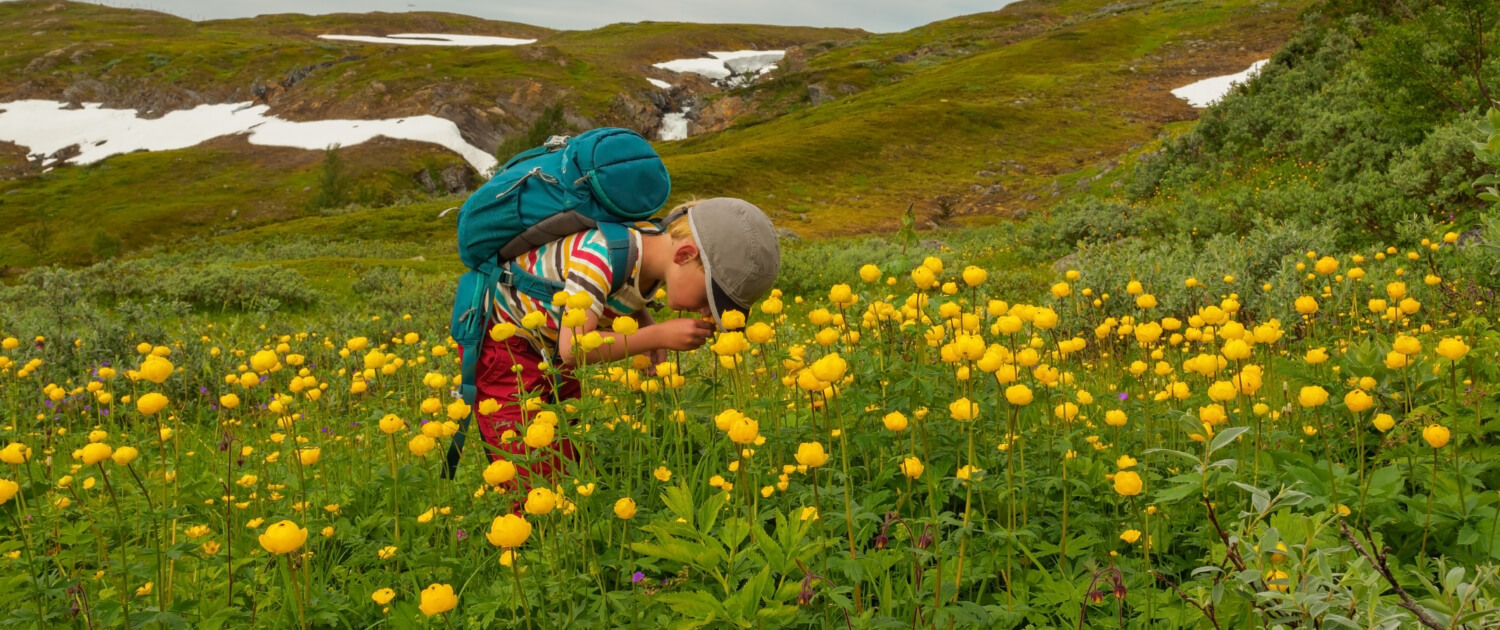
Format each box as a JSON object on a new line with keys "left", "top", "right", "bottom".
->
{"left": 672, "top": 243, "right": 700, "bottom": 266}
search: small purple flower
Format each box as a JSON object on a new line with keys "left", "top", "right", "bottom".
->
{"left": 455, "top": 528, "right": 468, "bottom": 541}
{"left": 1118, "top": 392, "right": 1129, "bottom": 401}
{"left": 631, "top": 571, "right": 645, "bottom": 583}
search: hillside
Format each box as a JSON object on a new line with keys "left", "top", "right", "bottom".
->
{"left": 0, "top": 0, "right": 1302, "bottom": 270}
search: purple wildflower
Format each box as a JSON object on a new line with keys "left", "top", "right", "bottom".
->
{"left": 1118, "top": 392, "right": 1129, "bottom": 401}
{"left": 631, "top": 572, "right": 645, "bottom": 583}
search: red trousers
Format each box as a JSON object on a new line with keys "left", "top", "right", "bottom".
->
{"left": 459, "top": 335, "right": 578, "bottom": 492}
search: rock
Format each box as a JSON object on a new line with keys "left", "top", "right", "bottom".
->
{"left": 976, "top": 170, "right": 996, "bottom": 177}
{"left": 775, "top": 228, "right": 801, "bottom": 241}
{"left": 440, "top": 165, "right": 472, "bottom": 194}
{"left": 414, "top": 169, "right": 437, "bottom": 195}
{"left": 1023, "top": 193, "right": 1041, "bottom": 202}
{"left": 798, "top": 213, "right": 810, "bottom": 222}
{"left": 410, "top": 255, "right": 427, "bottom": 262}
{"left": 983, "top": 184, "right": 1006, "bottom": 195}
{"left": 808, "top": 83, "right": 834, "bottom": 106}
{"left": 1051, "top": 253, "right": 1079, "bottom": 273}
{"left": 921, "top": 239, "right": 948, "bottom": 250}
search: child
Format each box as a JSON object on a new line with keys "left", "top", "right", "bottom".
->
{"left": 463, "top": 197, "right": 781, "bottom": 486}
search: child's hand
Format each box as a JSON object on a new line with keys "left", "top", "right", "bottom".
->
{"left": 651, "top": 317, "right": 716, "bottom": 352}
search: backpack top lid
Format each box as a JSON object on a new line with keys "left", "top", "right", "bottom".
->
{"left": 569, "top": 128, "right": 670, "bottom": 220}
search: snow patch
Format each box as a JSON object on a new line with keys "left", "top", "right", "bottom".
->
{"left": 1171, "top": 60, "right": 1268, "bottom": 108}
{"left": 653, "top": 50, "right": 784, "bottom": 87}
{"left": 646, "top": 78, "right": 672, "bottom": 90}
{"left": 659, "top": 108, "right": 690, "bottom": 142}
{"left": 0, "top": 100, "right": 498, "bottom": 175}
{"left": 319, "top": 33, "right": 536, "bottom": 46}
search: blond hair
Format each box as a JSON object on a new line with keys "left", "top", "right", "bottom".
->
{"left": 665, "top": 199, "right": 701, "bottom": 242}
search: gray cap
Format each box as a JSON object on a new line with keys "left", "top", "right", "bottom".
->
{"left": 671, "top": 198, "right": 781, "bottom": 329}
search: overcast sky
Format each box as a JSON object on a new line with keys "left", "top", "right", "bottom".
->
{"left": 66, "top": 0, "right": 1014, "bottom": 33}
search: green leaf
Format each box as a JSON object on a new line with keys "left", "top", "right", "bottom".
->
{"left": 726, "top": 565, "right": 772, "bottom": 621}
{"left": 1209, "top": 426, "right": 1250, "bottom": 454}
{"left": 657, "top": 591, "right": 727, "bottom": 623}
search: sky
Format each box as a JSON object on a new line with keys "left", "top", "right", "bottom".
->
{"left": 66, "top": 0, "right": 1016, "bottom": 33}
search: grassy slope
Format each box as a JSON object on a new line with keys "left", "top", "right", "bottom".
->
{"left": 657, "top": 0, "right": 1304, "bottom": 237}
{"left": 0, "top": 1, "right": 859, "bottom": 267}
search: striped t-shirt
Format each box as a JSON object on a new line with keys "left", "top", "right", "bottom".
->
{"left": 490, "top": 225, "right": 657, "bottom": 354}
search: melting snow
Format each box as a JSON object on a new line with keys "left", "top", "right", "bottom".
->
{"left": 0, "top": 100, "right": 498, "bottom": 175}
{"left": 1171, "top": 60, "right": 1268, "bottom": 108}
{"left": 646, "top": 78, "right": 672, "bottom": 90}
{"left": 653, "top": 50, "right": 784, "bottom": 86}
{"left": 318, "top": 33, "right": 536, "bottom": 46}
{"left": 659, "top": 108, "right": 690, "bottom": 142}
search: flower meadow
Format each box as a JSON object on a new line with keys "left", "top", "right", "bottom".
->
{"left": 1, "top": 235, "right": 1499, "bottom": 629}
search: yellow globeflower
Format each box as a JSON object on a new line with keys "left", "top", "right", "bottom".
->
{"left": 0, "top": 478, "right": 17, "bottom": 505}
{"left": 483, "top": 460, "right": 517, "bottom": 486}
{"left": 1005, "top": 384, "right": 1034, "bottom": 406}
{"left": 407, "top": 435, "right": 436, "bottom": 457}
{"left": 1120, "top": 529, "right": 1142, "bottom": 544}
{"left": 613, "top": 497, "right": 637, "bottom": 520}
{"left": 298, "top": 447, "right": 321, "bottom": 466}
{"left": 1392, "top": 335, "right": 1422, "bottom": 356}
{"left": 1422, "top": 424, "right": 1450, "bottom": 449}
{"left": 1435, "top": 338, "right": 1470, "bottom": 362}
{"left": 795, "top": 442, "right": 829, "bottom": 468}
{"left": 1344, "top": 390, "right": 1373, "bottom": 413}
{"left": 379, "top": 414, "right": 406, "bottom": 434}
{"left": 859, "top": 264, "right": 881, "bottom": 283}
{"left": 727, "top": 417, "right": 760, "bottom": 445}
{"left": 489, "top": 322, "right": 517, "bottom": 342}
{"left": 524, "top": 488, "right": 556, "bottom": 515}
{"left": 138, "top": 355, "right": 174, "bottom": 384}
{"left": 80, "top": 443, "right": 113, "bottom": 466}
{"left": 136, "top": 392, "right": 168, "bottom": 415}
{"left": 523, "top": 422, "right": 555, "bottom": 449}
{"left": 111, "top": 446, "right": 139, "bottom": 467}
{"left": 418, "top": 583, "right": 458, "bottom": 617}
{"left": 1297, "top": 386, "right": 1329, "bottom": 408}
{"left": 258, "top": 520, "right": 308, "bottom": 555}
{"left": 372, "top": 588, "right": 396, "bottom": 605}
{"left": 1113, "top": 471, "right": 1143, "bottom": 497}
{"left": 1372, "top": 413, "right": 1395, "bottom": 432}
{"left": 962, "top": 266, "right": 987, "bottom": 287}
{"left": 949, "top": 398, "right": 978, "bottom": 421}
{"left": 882, "top": 411, "right": 909, "bottom": 432}
{"left": 900, "top": 457, "right": 924, "bottom": 479}
{"left": 486, "top": 514, "right": 532, "bottom": 548}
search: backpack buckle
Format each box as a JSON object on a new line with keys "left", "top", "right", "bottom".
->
{"left": 544, "top": 135, "right": 570, "bottom": 150}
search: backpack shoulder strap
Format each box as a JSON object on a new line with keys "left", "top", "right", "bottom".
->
{"left": 595, "top": 222, "right": 636, "bottom": 297}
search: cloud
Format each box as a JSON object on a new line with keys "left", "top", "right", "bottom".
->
{"left": 71, "top": 0, "right": 1014, "bottom": 33}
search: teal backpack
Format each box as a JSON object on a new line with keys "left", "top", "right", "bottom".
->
{"left": 445, "top": 127, "right": 671, "bottom": 478}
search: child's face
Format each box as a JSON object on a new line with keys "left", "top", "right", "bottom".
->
{"left": 664, "top": 242, "right": 712, "bottom": 317}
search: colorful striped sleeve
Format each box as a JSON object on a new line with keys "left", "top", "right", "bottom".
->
{"left": 561, "top": 230, "right": 614, "bottom": 316}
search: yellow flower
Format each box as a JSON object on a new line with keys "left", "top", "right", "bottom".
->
{"left": 882, "top": 411, "right": 909, "bottom": 432}
{"left": 1120, "top": 529, "right": 1142, "bottom": 544}
{"left": 795, "top": 442, "right": 829, "bottom": 468}
{"left": 111, "top": 446, "right": 139, "bottom": 467}
{"left": 1422, "top": 424, "right": 1450, "bottom": 449}
{"left": 1267, "top": 569, "right": 1290, "bottom": 592}
{"left": 0, "top": 443, "right": 29, "bottom": 465}
{"left": 486, "top": 514, "right": 532, "bottom": 548}
{"left": 136, "top": 392, "right": 168, "bottom": 415}
{"left": 727, "top": 417, "right": 759, "bottom": 445}
{"left": 298, "top": 447, "right": 321, "bottom": 466}
{"left": 1435, "top": 337, "right": 1470, "bottom": 361}
{"left": 1116, "top": 455, "right": 1137, "bottom": 469}
{"left": 417, "top": 507, "right": 437, "bottom": 524}
{"left": 418, "top": 583, "right": 458, "bottom": 617}
{"left": 859, "top": 264, "right": 881, "bottom": 283}
{"left": 80, "top": 443, "right": 113, "bottom": 466}
{"left": 1104, "top": 410, "right": 1127, "bottom": 427}
{"left": 407, "top": 435, "right": 436, "bottom": 457}
{"left": 524, "top": 488, "right": 556, "bottom": 515}
{"left": 1297, "top": 386, "right": 1328, "bottom": 408}
{"left": 523, "top": 422, "right": 555, "bottom": 449}
{"left": 372, "top": 588, "right": 396, "bottom": 605}
{"left": 900, "top": 457, "right": 924, "bottom": 479}
{"left": 809, "top": 353, "right": 847, "bottom": 383}
{"left": 489, "top": 322, "right": 517, "bottom": 342}
{"left": 1005, "top": 384, "right": 1033, "bottom": 406}
{"left": 378, "top": 546, "right": 397, "bottom": 560}
{"left": 1305, "top": 348, "right": 1329, "bottom": 365}
{"left": 0, "top": 478, "right": 17, "bottom": 505}
{"left": 1392, "top": 335, "right": 1422, "bottom": 356}
{"left": 614, "top": 497, "right": 637, "bottom": 520}
{"left": 1113, "top": 471, "right": 1143, "bottom": 497}
{"left": 483, "top": 460, "right": 517, "bottom": 486}
{"left": 653, "top": 466, "right": 672, "bottom": 482}
{"left": 961, "top": 266, "right": 987, "bottom": 287}
{"left": 258, "top": 520, "right": 308, "bottom": 555}
{"left": 948, "top": 398, "right": 978, "bottom": 421}
{"left": 1343, "top": 389, "right": 1373, "bottom": 413}
{"left": 1372, "top": 413, "right": 1395, "bottom": 432}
